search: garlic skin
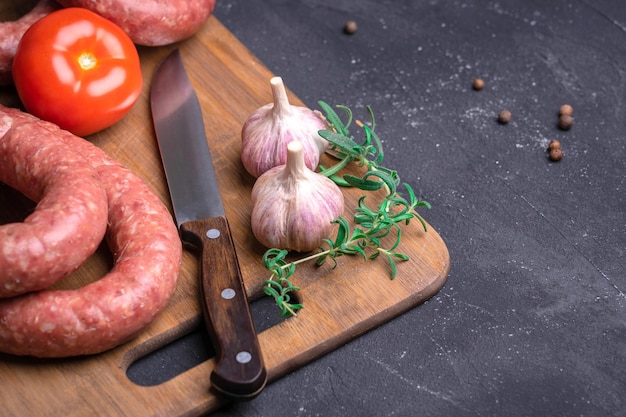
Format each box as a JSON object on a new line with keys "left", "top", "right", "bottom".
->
{"left": 251, "top": 141, "right": 344, "bottom": 252}
{"left": 241, "top": 76, "right": 329, "bottom": 178}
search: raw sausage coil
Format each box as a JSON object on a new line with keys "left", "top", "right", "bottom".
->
{"left": 0, "top": 0, "right": 60, "bottom": 85}
{"left": 57, "top": 0, "right": 216, "bottom": 46}
{"left": 0, "top": 107, "right": 182, "bottom": 357}
{"left": 0, "top": 106, "right": 108, "bottom": 298}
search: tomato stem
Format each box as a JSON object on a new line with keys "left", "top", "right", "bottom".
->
{"left": 78, "top": 52, "right": 97, "bottom": 70}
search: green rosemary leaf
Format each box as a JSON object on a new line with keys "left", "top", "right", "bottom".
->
{"left": 371, "top": 164, "right": 398, "bottom": 179}
{"left": 366, "top": 105, "right": 376, "bottom": 131}
{"left": 332, "top": 217, "right": 351, "bottom": 246}
{"left": 318, "top": 100, "right": 348, "bottom": 136}
{"left": 404, "top": 182, "right": 417, "bottom": 206}
{"left": 354, "top": 219, "right": 374, "bottom": 229}
{"left": 330, "top": 175, "right": 352, "bottom": 187}
{"left": 285, "top": 262, "right": 297, "bottom": 277}
{"left": 344, "top": 243, "right": 367, "bottom": 260}
{"left": 415, "top": 213, "right": 428, "bottom": 232}
{"left": 278, "top": 303, "right": 290, "bottom": 317}
{"left": 343, "top": 174, "right": 385, "bottom": 191}
{"left": 369, "top": 226, "right": 392, "bottom": 240}
{"left": 362, "top": 124, "right": 385, "bottom": 165}
{"left": 360, "top": 121, "right": 372, "bottom": 148}
{"left": 263, "top": 283, "right": 281, "bottom": 298}
{"left": 389, "top": 213, "right": 413, "bottom": 224}
{"left": 335, "top": 105, "right": 354, "bottom": 129}
{"left": 282, "top": 281, "right": 300, "bottom": 293}
{"left": 363, "top": 170, "right": 398, "bottom": 195}
{"left": 326, "top": 256, "right": 339, "bottom": 269}
{"left": 357, "top": 194, "right": 369, "bottom": 205}
{"left": 393, "top": 253, "right": 411, "bottom": 261}
{"left": 280, "top": 302, "right": 303, "bottom": 317}
{"left": 319, "top": 157, "right": 354, "bottom": 180}
{"left": 354, "top": 211, "right": 375, "bottom": 224}
{"left": 388, "top": 228, "right": 403, "bottom": 251}
{"left": 318, "top": 130, "right": 360, "bottom": 153}
{"left": 315, "top": 254, "right": 328, "bottom": 266}
{"left": 387, "top": 254, "right": 398, "bottom": 279}
{"left": 262, "top": 248, "right": 288, "bottom": 269}
{"left": 349, "top": 227, "right": 368, "bottom": 241}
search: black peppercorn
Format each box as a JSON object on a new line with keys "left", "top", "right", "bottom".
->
{"left": 558, "top": 114, "right": 573, "bottom": 130}
{"left": 559, "top": 104, "right": 573, "bottom": 117}
{"left": 344, "top": 20, "right": 357, "bottom": 35}
{"left": 547, "top": 139, "right": 563, "bottom": 161}
{"left": 548, "top": 139, "right": 561, "bottom": 150}
{"left": 498, "top": 110, "right": 511, "bottom": 124}
{"left": 549, "top": 148, "right": 563, "bottom": 161}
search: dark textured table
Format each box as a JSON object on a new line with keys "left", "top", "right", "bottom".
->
{"left": 199, "top": 1, "right": 626, "bottom": 416}
{"left": 0, "top": 1, "right": 623, "bottom": 416}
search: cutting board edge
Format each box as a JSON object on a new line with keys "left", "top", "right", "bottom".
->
{"left": 266, "top": 259, "right": 450, "bottom": 382}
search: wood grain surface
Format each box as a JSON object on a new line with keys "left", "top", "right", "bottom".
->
{"left": 0, "top": 8, "right": 449, "bottom": 417}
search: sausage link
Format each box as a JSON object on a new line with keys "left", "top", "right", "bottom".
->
{"left": 0, "top": 107, "right": 182, "bottom": 357}
{"left": 57, "top": 0, "right": 215, "bottom": 46}
{"left": 0, "top": 106, "right": 108, "bottom": 298}
{"left": 0, "top": 0, "right": 60, "bottom": 85}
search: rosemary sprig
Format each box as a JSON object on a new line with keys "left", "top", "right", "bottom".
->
{"left": 317, "top": 101, "right": 396, "bottom": 193}
{"left": 261, "top": 102, "right": 430, "bottom": 317}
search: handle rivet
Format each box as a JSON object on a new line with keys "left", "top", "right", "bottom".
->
{"left": 221, "top": 288, "right": 236, "bottom": 300}
{"left": 206, "top": 228, "right": 220, "bottom": 239}
{"left": 236, "top": 351, "right": 252, "bottom": 364}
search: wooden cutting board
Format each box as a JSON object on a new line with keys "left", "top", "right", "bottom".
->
{"left": 0, "top": 11, "right": 450, "bottom": 417}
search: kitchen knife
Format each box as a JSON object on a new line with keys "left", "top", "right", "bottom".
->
{"left": 150, "top": 48, "right": 267, "bottom": 399}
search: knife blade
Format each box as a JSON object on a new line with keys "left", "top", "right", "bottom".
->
{"left": 150, "top": 48, "right": 267, "bottom": 399}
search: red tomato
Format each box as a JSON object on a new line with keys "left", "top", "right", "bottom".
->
{"left": 12, "top": 8, "right": 143, "bottom": 137}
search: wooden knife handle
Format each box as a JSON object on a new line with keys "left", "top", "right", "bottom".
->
{"left": 180, "top": 216, "right": 267, "bottom": 399}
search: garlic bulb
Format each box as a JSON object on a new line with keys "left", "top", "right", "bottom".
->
{"left": 251, "top": 141, "right": 344, "bottom": 252}
{"left": 241, "top": 76, "right": 329, "bottom": 178}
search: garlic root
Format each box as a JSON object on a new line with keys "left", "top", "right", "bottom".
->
{"left": 251, "top": 141, "right": 344, "bottom": 252}
{"left": 241, "top": 76, "right": 329, "bottom": 178}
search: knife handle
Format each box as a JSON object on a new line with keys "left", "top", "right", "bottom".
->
{"left": 180, "top": 216, "right": 267, "bottom": 399}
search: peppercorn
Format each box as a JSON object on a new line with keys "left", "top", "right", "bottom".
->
{"left": 498, "top": 110, "right": 511, "bottom": 124}
{"left": 558, "top": 114, "right": 574, "bottom": 130}
{"left": 548, "top": 139, "right": 561, "bottom": 150}
{"left": 559, "top": 104, "right": 573, "bottom": 117}
{"left": 344, "top": 20, "right": 357, "bottom": 35}
{"left": 472, "top": 78, "right": 485, "bottom": 90}
{"left": 549, "top": 147, "right": 563, "bottom": 161}
{"left": 547, "top": 139, "right": 563, "bottom": 162}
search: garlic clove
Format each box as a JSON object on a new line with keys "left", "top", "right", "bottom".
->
{"left": 241, "top": 76, "right": 329, "bottom": 178}
{"left": 251, "top": 141, "right": 344, "bottom": 252}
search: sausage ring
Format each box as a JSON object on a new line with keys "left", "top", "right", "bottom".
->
{"left": 0, "top": 106, "right": 108, "bottom": 298}
{"left": 57, "top": 0, "right": 216, "bottom": 46}
{"left": 0, "top": 107, "right": 182, "bottom": 357}
{"left": 0, "top": 0, "right": 60, "bottom": 85}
